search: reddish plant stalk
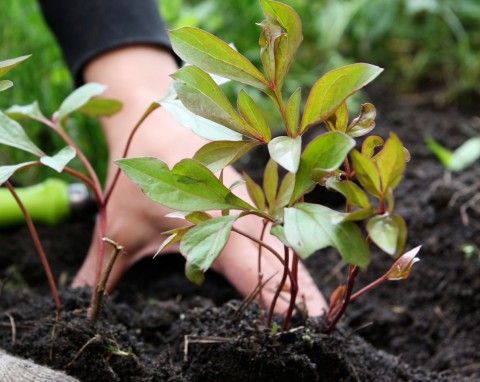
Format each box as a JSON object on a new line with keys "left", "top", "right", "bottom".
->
{"left": 325, "top": 265, "right": 359, "bottom": 334}
{"left": 4, "top": 181, "right": 61, "bottom": 312}
{"left": 282, "top": 251, "right": 299, "bottom": 331}
{"left": 258, "top": 220, "right": 269, "bottom": 322}
{"left": 267, "top": 246, "right": 289, "bottom": 328}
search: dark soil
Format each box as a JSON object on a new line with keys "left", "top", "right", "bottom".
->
{"left": 1, "top": 92, "right": 480, "bottom": 381}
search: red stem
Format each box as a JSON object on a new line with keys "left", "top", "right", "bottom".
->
{"left": 267, "top": 246, "right": 289, "bottom": 328}
{"left": 282, "top": 251, "right": 299, "bottom": 331}
{"left": 4, "top": 181, "right": 61, "bottom": 312}
{"left": 350, "top": 275, "right": 387, "bottom": 302}
{"left": 325, "top": 265, "right": 359, "bottom": 334}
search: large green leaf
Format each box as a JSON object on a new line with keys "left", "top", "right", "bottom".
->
{"left": 160, "top": 85, "right": 242, "bottom": 141}
{"left": 181, "top": 214, "right": 239, "bottom": 284}
{"left": 350, "top": 149, "right": 381, "bottom": 198}
{"left": 291, "top": 131, "right": 355, "bottom": 203}
{"left": 6, "top": 101, "right": 46, "bottom": 121}
{"left": 366, "top": 213, "right": 399, "bottom": 255}
{"left": 173, "top": 66, "right": 250, "bottom": 136}
{"left": 282, "top": 203, "right": 369, "bottom": 267}
{"left": 0, "top": 111, "right": 44, "bottom": 156}
{"left": 40, "top": 146, "right": 76, "bottom": 173}
{"left": 169, "top": 27, "right": 268, "bottom": 90}
{"left": 375, "top": 133, "right": 406, "bottom": 192}
{"left": 268, "top": 136, "right": 301, "bottom": 173}
{"left": 193, "top": 140, "right": 261, "bottom": 173}
{"left": 237, "top": 90, "right": 271, "bottom": 141}
{"left": 116, "top": 157, "right": 255, "bottom": 211}
{"left": 301, "top": 64, "right": 383, "bottom": 132}
{"left": 0, "top": 55, "right": 30, "bottom": 78}
{"left": 0, "top": 161, "right": 38, "bottom": 185}
{"left": 259, "top": 0, "right": 303, "bottom": 88}
{"left": 76, "top": 98, "right": 123, "bottom": 118}
{"left": 57, "top": 83, "right": 107, "bottom": 124}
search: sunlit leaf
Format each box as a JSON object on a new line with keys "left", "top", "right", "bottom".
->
{"left": 347, "top": 103, "right": 376, "bottom": 137}
{"left": 194, "top": 140, "right": 261, "bottom": 173}
{"left": 6, "top": 101, "right": 45, "bottom": 121}
{"left": 169, "top": 27, "right": 268, "bottom": 90}
{"left": 361, "top": 135, "right": 384, "bottom": 159}
{"left": 160, "top": 85, "right": 242, "bottom": 141}
{"left": 76, "top": 98, "right": 123, "bottom": 118}
{"left": 350, "top": 149, "right": 381, "bottom": 198}
{"left": 244, "top": 172, "right": 266, "bottom": 211}
{"left": 264, "top": 159, "right": 279, "bottom": 211}
{"left": 116, "top": 157, "right": 255, "bottom": 212}
{"left": 375, "top": 133, "right": 406, "bottom": 192}
{"left": 0, "top": 80, "right": 13, "bottom": 92}
{"left": 181, "top": 214, "right": 239, "bottom": 284}
{"left": 301, "top": 63, "right": 383, "bottom": 132}
{"left": 325, "top": 177, "right": 370, "bottom": 208}
{"left": 40, "top": 146, "right": 76, "bottom": 173}
{"left": 285, "top": 88, "right": 301, "bottom": 136}
{"left": 291, "top": 131, "right": 355, "bottom": 203}
{"left": 0, "top": 55, "right": 30, "bottom": 78}
{"left": 237, "top": 90, "right": 271, "bottom": 141}
{"left": 0, "top": 111, "right": 44, "bottom": 156}
{"left": 259, "top": 0, "right": 303, "bottom": 88}
{"left": 367, "top": 213, "right": 399, "bottom": 255}
{"left": 172, "top": 66, "right": 250, "bottom": 136}
{"left": 268, "top": 135, "right": 301, "bottom": 173}
{"left": 283, "top": 203, "right": 369, "bottom": 267}
{"left": 386, "top": 245, "right": 421, "bottom": 281}
{"left": 57, "top": 83, "right": 107, "bottom": 124}
{"left": 0, "top": 161, "right": 37, "bottom": 185}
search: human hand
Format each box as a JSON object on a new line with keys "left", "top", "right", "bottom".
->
{"left": 72, "top": 46, "right": 328, "bottom": 317}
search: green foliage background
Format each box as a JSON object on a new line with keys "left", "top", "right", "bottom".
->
{"left": 1, "top": 0, "right": 480, "bottom": 185}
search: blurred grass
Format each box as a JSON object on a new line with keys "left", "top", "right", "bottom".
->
{"left": 2, "top": 0, "right": 480, "bottom": 185}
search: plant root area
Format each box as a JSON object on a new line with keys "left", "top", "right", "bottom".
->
{"left": 1, "top": 95, "right": 479, "bottom": 381}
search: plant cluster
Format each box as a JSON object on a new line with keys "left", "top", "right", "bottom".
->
{"left": 118, "top": 0, "right": 420, "bottom": 331}
{"left": 1, "top": 0, "right": 420, "bottom": 332}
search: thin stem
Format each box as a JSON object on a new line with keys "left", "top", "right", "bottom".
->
{"left": 282, "top": 252, "right": 299, "bottom": 331}
{"left": 4, "top": 181, "right": 61, "bottom": 312}
{"left": 325, "top": 265, "right": 359, "bottom": 334}
{"left": 104, "top": 103, "right": 160, "bottom": 204}
{"left": 89, "top": 238, "right": 123, "bottom": 320}
{"left": 267, "top": 246, "right": 289, "bottom": 328}
{"left": 350, "top": 276, "right": 387, "bottom": 302}
{"left": 258, "top": 220, "right": 269, "bottom": 317}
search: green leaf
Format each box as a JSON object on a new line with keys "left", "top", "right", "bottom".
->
{"left": 116, "top": 157, "right": 255, "bottom": 211}
{"left": 375, "top": 133, "right": 406, "bottom": 192}
{"left": 268, "top": 136, "right": 301, "bottom": 173}
{"left": 393, "top": 215, "right": 407, "bottom": 257}
{"left": 0, "top": 161, "right": 38, "bottom": 185}
{"left": 6, "top": 101, "right": 45, "bottom": 121}
{"left": 259, "top": 0, "right": 303, "bottom": 89}
{"left": 169, "top": 27, "right": 268, "bottom": 90}
{"left": 427, "top": 136, "right": 480, "bottom": 172}
{"left": 0, "top": 111, "right": 44, "bottom": 156}
{"left": 264, "top": 159, "right": 278, "bottom": 211}
{"left": 301, "top": 63, "right": 383, "bottom": 132}
{"left": 0, "top": 80, "right": 13, "bottom": 92}
{"left": 367, "top": 213, "right": 399, "bottom": 255}
{"left": 285, "top": 88, "right": 301, "bottom": 136}
{"left": 243, "top": 172, "right": 266, "bottom": 211}
{"left": 156, "top": 226, "right": 192, "bottom": 256}
{"left": 40, "top": 146, "right": 76, "bottom": 173}
{"left": 362, "top": 135, "right": 384, "bottom": 159}
{"left": 275, "top": 172, "right": 295, "bottom": 212}
{"left": 283, "top": 203, "right": 370, "bottom": 267}
{"left": 194, "top": 140, "right": 261, "bottom": 172}
{"left": 325, "top": 102, "right": 349, "bottom": 133}
{"left": 160, "top": 85, "right": 242, "bottom": 141}
{"left": 237, "top": 90, "right": 271, "bottom": 141}
{"left": 76, "top": 98, "right": 123, "bottom": 118}
{"left": 172, "top": 66, "right": 250, "bottom": 136}
{"left": 347, "top": 103, "right": 376, "bottom": 137}
{"left": 0, "top": 55, "right": 30, "bottom": 78}
{"left": 350, "top": 149, "right": 381, "bottom": 198}
{"left": 57, "top": 83, "right": 107, "bottom": 124}
{"left": 325, "top": 177, "right": 370, "bottom": 208}
{"left": 291, "top": 131, "right": 355, "bottom": 203}
{"left": 181, "top": 214, "right": 239, "bottom": 285}
{"left": 165, "top": 211, "right": 212, "bottom": 224}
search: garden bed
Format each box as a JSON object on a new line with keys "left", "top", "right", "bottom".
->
{"left": 0, "top": 93, "right": 479, "bottom": 381}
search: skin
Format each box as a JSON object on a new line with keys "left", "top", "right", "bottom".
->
{"left": 73, "top": 45, "right": 328, "bottom": 317}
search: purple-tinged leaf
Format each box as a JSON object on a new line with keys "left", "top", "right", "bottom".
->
{"left": 244, "top": 172, "right": 266, "bottom": 211}
{"left": 325, "top": 177, "right": 370, "bottom": 208}
{"left": 347, "top": 103, "right": 376, "bottom": 137}
{"left": 237, "top": 90, "right": 271, "bottom": 141}
{"left": 386, "top": 245, "right": 421, "bottom": 281}
{"left": 361, "top": 135, "right": 384, "bottom": 159}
